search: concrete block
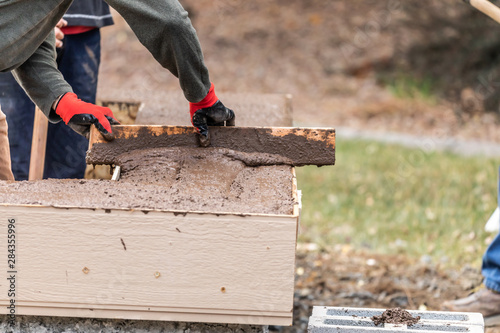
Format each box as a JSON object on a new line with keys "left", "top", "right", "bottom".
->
{"left": 308, "top": 306, "right": 484, "bottom": 333}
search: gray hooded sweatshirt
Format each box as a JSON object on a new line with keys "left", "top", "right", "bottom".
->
{"left": 0, "top": 0, "right": 210, "bottom": 122}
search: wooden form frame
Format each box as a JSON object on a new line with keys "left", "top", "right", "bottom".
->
{"left": 0, "top": 170, "right": 300, "bottom": 326}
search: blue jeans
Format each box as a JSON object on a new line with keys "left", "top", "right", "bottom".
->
{"left": 0, "top": 28, "right": 101, "bottom": 180}
{"left": 482, "top": 166, "right": 500, "bottom": 292}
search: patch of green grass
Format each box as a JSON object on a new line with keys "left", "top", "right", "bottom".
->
{"left": 296, "top": 139, "right": 500, "bottom": 268}
{"left": 382, "top": 74, "right": 438, "bottom": 103}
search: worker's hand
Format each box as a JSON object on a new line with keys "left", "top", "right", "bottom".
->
{"left": 54, "top": 19, "right": 67, "bottom": 48}
{"left": 189, "top": 83, "right": 235, "bottom": 147}
{"left": 191, "top": 100, "right": 235, "bottom": 146}
{"left": 55, "top": 92, "right": 120, "bottom": 140}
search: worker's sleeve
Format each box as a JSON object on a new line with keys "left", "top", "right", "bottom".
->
{"left": 104, "top": 0, "right": 211, "bottom": 103}
{"left": 11, "top": 31, "right": 73, "bottom": 123}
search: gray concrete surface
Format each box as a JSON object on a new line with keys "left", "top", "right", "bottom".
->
{"left": 0, "top": 315, "right": 269, "bottom": 333}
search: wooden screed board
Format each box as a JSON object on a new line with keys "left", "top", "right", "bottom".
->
{"left": 87, "top": 125, "right": 336, "bottom": 167}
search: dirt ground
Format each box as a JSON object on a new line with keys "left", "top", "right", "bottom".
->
{"left": 97, "top": 2, "right": 500, "bottom": 331}
{"left": 282, "top": 245, "right": 493, "bottom": 332}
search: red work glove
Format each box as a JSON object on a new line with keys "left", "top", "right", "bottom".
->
{"left": 55, "top": 92, "right": 120, "bottom": 140}
{"left": 189, "top": 83, "right": 235, "bottom": 146}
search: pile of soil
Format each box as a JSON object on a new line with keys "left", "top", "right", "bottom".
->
{"left": 0, "top": 147, "right": 295, "bottom": 215}
{"left": 371, "top": 308, "right": 420, "bottom": 327}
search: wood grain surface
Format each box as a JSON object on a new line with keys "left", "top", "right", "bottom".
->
{"left": 0, "top": 205, "right": 298, "bottom": 325}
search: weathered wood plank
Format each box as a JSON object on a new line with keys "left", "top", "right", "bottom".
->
{"left": 0, "top": 205, "right": 297, "bottom": 325}
{"left": 28, "top": 107, "right": 48, "bottom": 180}
{"left": 87, "top": 125, "right": 335, "bottom": 166}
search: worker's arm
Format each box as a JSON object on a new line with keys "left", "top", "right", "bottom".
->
{"left": 105, "top": 0, "right": 235, "bottom": 143}
{"left": 12, "top": 31, "right": 118, "bottom": 139}
{"left": 105, "top": 0, "right": 210, "bottom": 103}
{"left": 11, "top": 30, "right": 72, "bottom": 122}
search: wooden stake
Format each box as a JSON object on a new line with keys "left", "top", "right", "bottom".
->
{"left": 28, "top": 107, "right": 48, "bottom": 180}
{"left": 468, "top": 0, "right": 500, "bottom": 24}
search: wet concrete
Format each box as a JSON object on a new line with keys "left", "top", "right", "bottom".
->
{"left": 0, "top": 147, "right": 295, "bottom": 215}
{"left": 87, "top": 126, "right": 335, "bottom": 167}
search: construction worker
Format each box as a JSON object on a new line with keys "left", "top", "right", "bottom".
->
{"left": 0, "top": 0, "right": 113, "bottom": 180}
{"left": 0, "top": 0, "right": 235, "bottom": 181}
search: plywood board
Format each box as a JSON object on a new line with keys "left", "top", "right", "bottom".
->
{"left": 0, "top": 205, "right": 298, "bottom": 325}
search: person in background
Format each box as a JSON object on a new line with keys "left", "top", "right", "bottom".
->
{"left": 0, "top": 0, "right": 113, "bottom": 180}
{"left": 442, "top": 170, "right": 500, "bottom": 327}
{"left": 0, "top": 0, "right": 235, "bottom": 181}
{"left": 442, "top": 233, "right": 500, "bottom": 327}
